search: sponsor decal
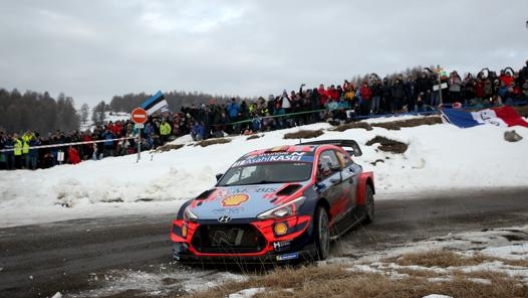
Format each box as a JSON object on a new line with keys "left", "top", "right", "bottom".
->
{"left": 212, "top": 207, "right": 244, "bottom": 214}
{"left": 232, "top": 152, "right": 313, "bottom": 167}
{"left": 230, "top": 187, "right": 276, "bottom": 194}
{"left": 273, "top": 240, "right": 291, "bottom": 252}
{"left": 222, "top": 194, "right": 249, "bottom": 207}
{"left": 276, "top": 252, "right": 299, "bottom": 261}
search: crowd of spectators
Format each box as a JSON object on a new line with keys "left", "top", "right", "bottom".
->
{"left": 1, "top": 61, "right": 528, "bottom": 170}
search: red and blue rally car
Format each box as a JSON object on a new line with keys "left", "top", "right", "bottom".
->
{"left": 170, "top": 140, "right": 375, "bottom": 264}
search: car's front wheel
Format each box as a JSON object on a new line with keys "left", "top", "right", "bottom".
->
{"left": 314, "top": 206, "right": 330, "bottom": 260}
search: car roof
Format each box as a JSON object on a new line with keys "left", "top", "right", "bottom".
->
{"left": 248, "top": 139, "right": 363, "bottom": 157}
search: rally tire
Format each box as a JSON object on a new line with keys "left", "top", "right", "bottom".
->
{"left": 314, "top": 206, "right": 330, "bottom": 260}
{"left": 363, "top": 185, "right": 374, "bottom": 224}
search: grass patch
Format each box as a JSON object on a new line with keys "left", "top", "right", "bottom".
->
{"left": 331, "top": 116, "right": 442, "bottom": 132}
{"left": 514, "top": 105, "right": 528, "bottom": 118}
{"left": 330, "top": 122, "right": 373, "bottom": 132}
{"left": 372, "top": 116, "right": 443, "bottom": 130}
{"left": 283, "top": 129, "right": 324, "bottom": 140}
{"left": 155, "top": 144, "right": 184, "bottom": 152}
{"left": 382, "top": 249, "right": 488, "bottom": 268}
{"left": 385, "top": 249, "right": 528, "bottom": 269}
{"left": 194, "top": 138, "right": 232, "bottom": 147}
{"left": 366, "top": 136, "right": 408, "bottom": 154}
{"left": 176, "top": 263, "right": 527, "bottom": 298}
{"left": 246, "top": 134, "right": 262, "bottom": 140}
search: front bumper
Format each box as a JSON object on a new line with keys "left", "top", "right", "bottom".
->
{"left": 172, "top": 243, "right": 318, "bottom": 264}
{"left": 171, "top": 215, "right": 314, "bottom": 264}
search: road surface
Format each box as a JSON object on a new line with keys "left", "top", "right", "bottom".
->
{"left": 1, "top": 187, "right": 528, "bottom": 298}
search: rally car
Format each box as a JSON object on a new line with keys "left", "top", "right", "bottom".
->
{"left": 170, "top": 140, "right": 375, "bottom": 264}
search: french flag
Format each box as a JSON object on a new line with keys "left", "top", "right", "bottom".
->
{"left": 441, "top": 106, "right": 528, "bottom": 128}
{"left": 140, "top": 91, "right": 169, "bottom": 115}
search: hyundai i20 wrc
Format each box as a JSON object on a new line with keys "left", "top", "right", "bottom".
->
{"left": 170, "top": 140, "right": 375, "bottom": 264}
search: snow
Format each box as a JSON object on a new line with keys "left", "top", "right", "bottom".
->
{"left": 1, "top": 115, "right": 528, "bottom": 297}
{"left": 1, "top": 116, "right": 527, "bottom": 228}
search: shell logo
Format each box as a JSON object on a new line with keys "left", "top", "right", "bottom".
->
{"left": 222, "top": 194, "right": 249, "bottom": 207}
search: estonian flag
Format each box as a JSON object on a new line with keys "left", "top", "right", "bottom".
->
{"left": 441, "top": 106, "right": 528, "bottom": 128}
{"left": 140, "top": 91, "right": 168, "bottom": 115}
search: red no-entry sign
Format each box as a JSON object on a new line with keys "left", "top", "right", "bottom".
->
{"left": 131, "top": 108, "right": 148, "bottom": 124}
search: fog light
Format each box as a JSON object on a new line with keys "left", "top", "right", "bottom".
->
{"left": 182, "top": 224, "right": 188, "bottom": 238}
{"left": 274, "top": 222, "right": 288, "bottom": 236}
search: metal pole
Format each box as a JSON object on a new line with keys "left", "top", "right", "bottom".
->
{"left": 137, "top": 128, "right": 141, "bottom": 162}
{"left": 438, "top": 74, "right": 443, "bottom": 105}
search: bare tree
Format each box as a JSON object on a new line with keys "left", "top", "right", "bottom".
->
{"left": 80, "top": 103, "right": 90, "bottom": 124}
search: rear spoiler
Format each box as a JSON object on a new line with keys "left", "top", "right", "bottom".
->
{"left": 298, "top": 139, "right": 363, "bottom": 157}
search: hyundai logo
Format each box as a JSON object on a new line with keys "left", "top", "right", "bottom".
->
{"left": 218, "top": 215, "right": 232, "bottom": 223}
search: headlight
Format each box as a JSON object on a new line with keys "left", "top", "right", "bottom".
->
{"left": 183, "top": 207, "right": 198, "bottom": 222}
{"left": 257, "top": 196, "right": 306, "bottom": 220}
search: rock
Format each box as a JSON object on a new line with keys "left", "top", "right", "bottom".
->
{"left": 504, "top": 130, "right": 523, "bottom": 142}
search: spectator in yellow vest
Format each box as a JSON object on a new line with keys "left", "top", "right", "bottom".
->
{"left": 159, "top": 118, "right": 172, "bottom": 144}
{"left": 13, "top": 133, "right": 23, "bottom": 169}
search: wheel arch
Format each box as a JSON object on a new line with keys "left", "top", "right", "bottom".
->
{"left": 357, "top": 172, "right": 375, "bottom": 206}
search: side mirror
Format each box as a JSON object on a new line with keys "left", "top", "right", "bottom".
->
{"left": 215, "top": 173, "right": 223, "bottom": 182}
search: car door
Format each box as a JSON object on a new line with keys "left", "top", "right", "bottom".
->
{"left": 335, "top": 150, "right": 358, "bottom": 212}
{"left": 315, "top": 150, "right": 349, "bottom": 225}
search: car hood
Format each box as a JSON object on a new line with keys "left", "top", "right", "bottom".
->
{"left": 187, "top": 183, "right": 308, "bottom": 220}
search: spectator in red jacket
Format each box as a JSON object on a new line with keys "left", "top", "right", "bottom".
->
{"left": 359, "top": 82, "right": 373, "bottom": 115}
{"left": 499, "top": 69, "right": 514, "bottom": 87}
{"left": 317, "top": 84, "right": 329, "bottom": 106}
{"left": 327, "top": 85, "right": 340, "bottom": 101}
{"left": 68, "top": 146, "right": 80, "bottom": 164}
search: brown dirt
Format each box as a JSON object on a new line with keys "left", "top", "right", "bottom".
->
{"left": 514, "top": 105, "right": 528, "bottom": 118}
{"left": 330, "top": 122, "right": 373, "bottom": 132}
{"left": 194, "top": 138, "right": 232, "bottom": 147}
{"left": 246, "top": 134, "right": 262, "bottom": 140}
{"left": 283, "top": 129, "right": 325, "bottom": 140}
{"left": 331, "top": 116, "right": 442, "bottom": 132}
{"left": 155, "top": 144, "right": 184, "bottom": 152}
{"left": 372, "top": 116, "right": 443, "bottom": 130}
{"left": 366, "top": 136, "right": 408, "bottom": 154}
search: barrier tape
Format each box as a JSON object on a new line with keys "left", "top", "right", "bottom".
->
{"left": 0, "top": 136, "right": 137, "bottom": 153}
{"left": 218, "top": 108, "right": 327, "bottom": 126}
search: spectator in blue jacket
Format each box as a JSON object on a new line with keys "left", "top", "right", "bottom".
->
{"left": 102, "top": 128, "right": 116, "bottom": 157}
{"left": 27, "top": 135, "right": 40, "bottom": 170}
{"left": 191, "top": 121, "right": 205, "bottom": 141}
{"left": 226, "top": 98, "right": 240, "bottom": 121}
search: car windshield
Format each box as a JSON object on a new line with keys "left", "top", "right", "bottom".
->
{"left": 217, "top": 162, "right": 313, "bottom": 186}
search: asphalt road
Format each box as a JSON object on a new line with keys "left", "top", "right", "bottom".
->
{"left": 1, "top": 187, "right": 528, "bottom": 298}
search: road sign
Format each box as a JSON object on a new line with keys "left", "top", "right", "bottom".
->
{"left": 131, "top": 108, "right": 148, "bottom": 124}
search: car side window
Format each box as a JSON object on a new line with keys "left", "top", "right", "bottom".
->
{"left": 336, "top": 151, "right": 353, "bottom": 168}
{"left": 317, "top": 150, "right": 340, "bottom": 181}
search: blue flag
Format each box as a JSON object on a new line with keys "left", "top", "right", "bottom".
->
{"left": 140, "top": 91, "right": 168, "bottom": 115}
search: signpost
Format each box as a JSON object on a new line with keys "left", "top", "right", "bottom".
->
{"left": 433, "top": 65, "right": 446, "bottom": 105}
{"left": 131, "top": 108, "right": 148, "bottom": 162}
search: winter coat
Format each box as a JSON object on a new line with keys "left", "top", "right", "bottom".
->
{"left": 159, "top": 122, "right": 172, "bottom": 136}
{"left": 68, "top": 147, "right": 81, "bottom": 164}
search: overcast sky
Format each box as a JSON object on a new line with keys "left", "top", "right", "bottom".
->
{"left": 1, "top": 0, "right": 527, "bottom": 107}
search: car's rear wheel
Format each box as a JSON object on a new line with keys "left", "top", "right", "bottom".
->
{"left": 314, "top": 206, "right": 330, "bottom": 260}
{"left": 363, "top": 185, "right": 374, "bottom": 224}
